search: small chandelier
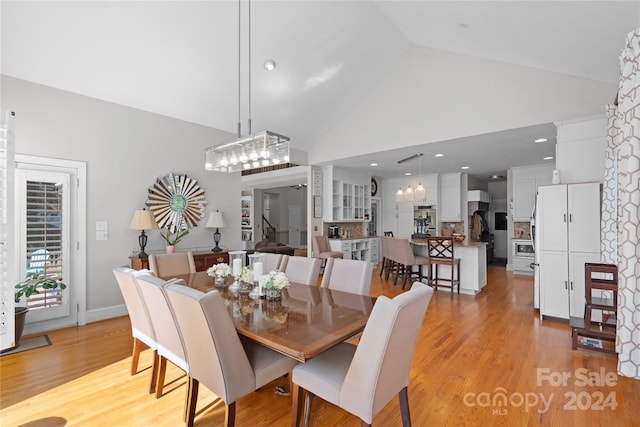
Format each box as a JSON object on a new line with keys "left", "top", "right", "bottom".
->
{"left": 204, "top": 0, "right": 290, "bottom": 173}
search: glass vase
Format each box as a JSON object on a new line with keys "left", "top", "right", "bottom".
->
{"left": 265, "top": 287, "right": 282, "bottom": 301}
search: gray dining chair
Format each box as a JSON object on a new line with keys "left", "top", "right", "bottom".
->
{"left": 134, "top": 273, "right": 189, "bottom": 401}
{"left": 112, "top": 267, "right": 159, "bottom": 393}
{"left": 148, "top": 251, "right": 196, "bottom": 278}
{"left": 164, "top": 283, "right": 299, "bottom": 427}
{"left": 282, "top": 256, "right": 322, "bottom": 286}
{"left": 291, "top": 282, "right": 434, "bottom": 427}
{"left": 320, "top": 258, "right": 373, "bottom": 296}
{"left": 312, "top": 235, "right": 343, "bottom": 273}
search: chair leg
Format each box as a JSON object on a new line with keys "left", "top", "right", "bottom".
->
{"left": 155, "top": 355, "right": 167, "bottom": 398}
{"left": 186, "top": 377, "right": 199, "bottom": 427}
{"left": 303, "top": 391, "right": 314, "bottom": 427}
{"left": 399, "top": 386, "right": 412, "bottom": 427}
{"left": 149, "top": 350, "right": 159, "bottom": 394}
{"left": 225, "top": 401, "right": 236, "bottom": 427}
{"left": 457, "top": 263, "right": 461, "bottom": 294}
{"left": 183, "top": 376, "right": 192, "bottom": 422}
{"left": 379, "top": 257, "right": 386, "bottom": 276}
{"left": 131, "top": 338, "right": 142, "bottom": 375}
{"left": 402, "top": 265, "right": 409, "bottom": 290}
{"left": 360, "top": 421, "right": 372, "bottom": 427}
{"left": 291, "top": 383, "right": 304, "bottom": 427}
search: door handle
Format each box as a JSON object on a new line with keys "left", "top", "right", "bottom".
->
{"left": 563, "top": 213, "right": 567, "bottom": 222}
{"left": 569, "top": 213, "right": 572, "bottom": 222}
{"left": 570, "top": 281, "right": 573, "bottom": 290}
{"left": 564, "top": 280, "right": 568, "bottom": 290}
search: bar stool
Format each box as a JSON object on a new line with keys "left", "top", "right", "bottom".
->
{"left": 426, "top": 237, "right": 460, "bottom": 298}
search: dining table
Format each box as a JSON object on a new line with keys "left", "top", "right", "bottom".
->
{"left": 163, "top": 271, "right": 376, "bottom": 362}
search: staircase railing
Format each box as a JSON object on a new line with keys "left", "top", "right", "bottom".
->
{"left": 262, "top": 216, "right": 276, "bottom": 242}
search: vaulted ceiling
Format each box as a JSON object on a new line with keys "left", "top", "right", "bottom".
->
{"left": 2, "top": 1, "right": 637, "bottom": 180}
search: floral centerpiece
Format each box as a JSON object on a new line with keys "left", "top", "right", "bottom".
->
{"left": 263, "top": 270, "right": 290, "bottom": 300}
{"left": 207, "top": 263, "right": 231, "bottom": 287}
{"left": 237, "top": 266, "right": 254, "bottom": 293}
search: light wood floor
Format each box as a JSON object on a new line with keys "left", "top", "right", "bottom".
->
{"left": 1, "top": 264, "right": 638, "bottom": 426}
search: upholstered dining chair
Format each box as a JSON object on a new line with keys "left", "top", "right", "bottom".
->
{"left": 426, "top": 236, "right": 460, "bottom": 299}
{"left": 261, "top": 252, "right": 285, "bottom": 273}
{"left": 387, "top": 238, "right": 429, "bottom": 290}
{"left": 164, "top": 283, "right": 299, "bottom": 427}
{"left": 311, "top": 235, "right": 343, "bottom": 273}
{"left": 282, "top": 256, "right": 322, "bottom": 286}
{"left": 320, "top": 258, "right": 373, "bottom": 296}
{"left": 134, "top": 273, "right": 189, "bottom": 402}
{"left": 112, "top": 267, "right": 159, "bottom": 393}
{"left": 379, "top": 236, "right": 396, "bottom": 278}
{"left": 148, "top": 251, "right": 196, "bottom": 278}
{"left": 291, "top": 282, "right": 434, "bottom": 427}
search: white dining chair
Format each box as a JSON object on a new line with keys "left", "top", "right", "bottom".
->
{"left": 291, "top": 282, "right": 434, "bottom": 427}
{"left": 134, "top": 273, "right": 189, "bottom": 398}
{"left": 164, "top": 283, "right": 299, "bottom": 427}
{"left": 148, "top": 251, "right": 196, "bottom": 278}
{"left": 320, "top": 258, "right": 373, "bottom": 296}
{"left": 112, "top": 267, "right": 159, "bottom": 393}
{"left": 281, "top": 256, "right": 321, "bottom": 286}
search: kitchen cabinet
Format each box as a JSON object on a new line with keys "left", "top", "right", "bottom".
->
{"left": 511, "top": 164, "right": 554, "bottom": 221}
{"left": 467, "top": 190, "right": 491, "bottom": 203}
{"left": 322, "top": 166, "right": 370, "bottom": 222}
{"left": 241, "top": 194, "right": 253, "bottom": 246}
{"left": 440, "top": 173, "right": 462, "bottom": 221}
{"left": 538, "top": 183, "right": 601, "bottom": 319}
{"left": 329, "top": 238, "right": 379, "bottom": 263}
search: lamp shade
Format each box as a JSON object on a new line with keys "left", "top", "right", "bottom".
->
{"left": 206, "top": 211, "right": 226, "bottom": 228}
{"left": 129, "top": 210, "right": 158, "bottom": 230}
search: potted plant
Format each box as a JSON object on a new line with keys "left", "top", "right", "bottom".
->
{"left": 10, "top": 272, "right": 67, "bottom": 350}
{"left": 160, "top": 228, "right": 189, "bottom": 253}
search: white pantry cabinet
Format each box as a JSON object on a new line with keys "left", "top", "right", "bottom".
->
{"left": 440, "top": 173, "right": 462, "bottom": 222}
{"left": 538, "top": 183, "right": 601, "bottom": 319}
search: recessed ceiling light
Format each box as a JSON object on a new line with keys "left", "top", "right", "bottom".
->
{"left": 370, "top": 162, "right": 378, "bottom": 167}
{"left": 264, "top": 60, "right": 276, "bottom": 71}
{"left": 534, "top": 138, "right": 548, "bottom": 143}
{"left": 458, "top": 22, "right": 469, "bottom": 29}
{"left": 461, "top": 166, "right": 469, "bottom": 170}
{"left": 434, "top": 153, "right": 444, "bottom": 158}
{"left": 404, "top": 172, "right": 412, "bottom": 176}
{"left": 544, "top": 156, "right": 554, "bottom": 160}
{"left": 489, "top": 175, "right": 504, "bottom": 180}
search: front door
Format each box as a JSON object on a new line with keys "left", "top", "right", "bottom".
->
{"left": 288, "top": 205, "right": 300, "bottom": 247}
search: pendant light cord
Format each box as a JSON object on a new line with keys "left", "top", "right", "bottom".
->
{"left": 237, "top": 0, "right": 241, "bottom": 138}
{"left": 248, "top": 0, "right": 252, "bottom": 135}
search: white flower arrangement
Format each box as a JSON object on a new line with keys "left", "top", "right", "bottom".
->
{"left": 207, "top": 263, "right": 231, "bottom": 278}
{"left": 239, "top": 266, "right": 253, "bottom": 283}
{"left": 264, "top": 270, "right": 290, "bottom": 290}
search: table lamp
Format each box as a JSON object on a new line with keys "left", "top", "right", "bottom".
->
{"left": 129, "top": 209, "right": 157, "bottom": 259}
{"left": 206, "top": 210, "right": 226, "bottom": 252}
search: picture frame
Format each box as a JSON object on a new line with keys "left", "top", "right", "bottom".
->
{"left": 314, "top": 196, "right": 322, "bottom": 218}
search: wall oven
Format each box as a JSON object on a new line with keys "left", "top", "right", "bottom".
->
{"left": 513, "top": 239, "right": 534, "bottom": 258}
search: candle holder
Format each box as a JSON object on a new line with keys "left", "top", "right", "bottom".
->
{"left": 248, "top": 253, "right": 266, "bottom": 299}
{"left": 228, "top": 250, "right": 246, "bottom": 292}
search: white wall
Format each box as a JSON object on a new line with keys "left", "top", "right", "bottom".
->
{"left": 2, "top": 75, "right": 241, "bottom": 319}
{"left": 310, "top": 45, "right": 616, "bottom": 164}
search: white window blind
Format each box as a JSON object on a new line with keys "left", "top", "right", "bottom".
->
{"left": 1, "top": 111, "right": 16, "bottom": 351}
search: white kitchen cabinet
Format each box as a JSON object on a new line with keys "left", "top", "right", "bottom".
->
{"left": 538, "top": 183, "right": 601, "bottom": 319}
{"left": 440, "top": 173, "right": 462, "bottom": 221}
{"left": 467, "top": 190, "right": 491, "bottom": 203}
{"left": 329, "top": 238, "right": 378, "bottom": 263}
{"left": 512, "top": 178, "right": 536, "bottom": 221}
{"left": 322, "top": 166, "right": 370, "bottom": 222}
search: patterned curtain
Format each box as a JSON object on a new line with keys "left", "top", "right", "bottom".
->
{"left": 612, "top": 28, "right": 640, "bottom": 380}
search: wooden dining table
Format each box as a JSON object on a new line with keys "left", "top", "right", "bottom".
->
{"left": 164, "top": 271, "right": 375, "bottom": 362}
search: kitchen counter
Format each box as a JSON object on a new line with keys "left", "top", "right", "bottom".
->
{"left": 411, "top": 238, "right": 487, "bottom": 295}
{"left": 410, "top": 238, "right": 486, "bottom": 248}
{"left": 328, "top": 236, "right": 379, "bottom": 240}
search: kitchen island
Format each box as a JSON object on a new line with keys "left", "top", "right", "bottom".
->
{"left": 411, "top": 239, "right": 487, "bottom": 295}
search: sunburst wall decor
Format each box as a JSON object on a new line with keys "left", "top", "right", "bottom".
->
{"left": 146, "top": 173, "right": 207, "bottom": 233}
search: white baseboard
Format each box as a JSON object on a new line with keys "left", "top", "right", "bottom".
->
{"left": 84, "top": 304, "right": 128, "bottom": 324}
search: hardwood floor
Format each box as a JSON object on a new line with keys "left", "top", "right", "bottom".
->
{"left": 1, "top": 264, "right": 638, "bottom": 426}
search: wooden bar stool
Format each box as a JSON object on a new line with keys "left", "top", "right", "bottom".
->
{"left": 426, "top": 237, "right": 460, "bottom": 298}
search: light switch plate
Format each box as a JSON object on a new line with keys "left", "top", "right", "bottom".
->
{"left": 96, "top": 231, "right": 108, "bottom": 241}
{"left": 96, "top": 221, "right": 108, "bottom": 231}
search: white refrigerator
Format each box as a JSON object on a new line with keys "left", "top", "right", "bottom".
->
{"left": 534, "top": 183, "right": 600, "bottom": 319}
